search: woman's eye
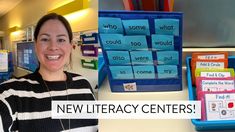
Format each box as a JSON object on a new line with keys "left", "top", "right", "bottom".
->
{"left": 40, "top": 38, "right": 49, "bottom": 42}
{"left": 58, "top": 39, "right": 66, "bottom": 43}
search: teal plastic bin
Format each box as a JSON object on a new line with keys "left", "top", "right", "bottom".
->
{"left": 186, "top": 56, "right": 235, "bottom": 131}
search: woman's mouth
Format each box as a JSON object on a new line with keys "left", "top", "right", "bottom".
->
{"left": 46, "top": 55, "right": 62, "bottom": 60}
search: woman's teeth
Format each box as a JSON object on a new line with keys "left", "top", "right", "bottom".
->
{"left": 46, "top": 55, "right": 60, "bottom": 60}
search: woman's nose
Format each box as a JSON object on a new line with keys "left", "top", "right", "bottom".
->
{"left": 47, "top": 40, "right": 58, "bottom": 50}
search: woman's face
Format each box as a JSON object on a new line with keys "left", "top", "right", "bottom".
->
{"left": 35, "top": 19, "right": 72, "bottom": 73}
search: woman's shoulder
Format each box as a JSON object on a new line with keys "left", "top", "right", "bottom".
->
{"left": 1, "top": 72, "right": 39, "bottom": 84}
{"left": 66, "top": 72, "right": 81, "bottom": 78}
{"left": 66, "top": 72, "right": 92, "bottom": 88}
{"left": 66, "top": 71, "right": 88, "bottom": 81}
{"left": 0, "top": 72, "right": 39, "bottom": 92}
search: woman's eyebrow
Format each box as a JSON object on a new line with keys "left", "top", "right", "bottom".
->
{"left": 57, "top": 34, "right": 68, "bottom": 37}
{"left": 39, "top": 34, "right": 67, "bottom": 37}
{"left": 39, "top": 33, "right": 50, "bottom": 37}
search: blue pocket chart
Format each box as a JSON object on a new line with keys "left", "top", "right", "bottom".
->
{"left": 157, "top": 51, "right": 179, "bottom": 65}
{"left": 155, "top": 19, "right": 179, "bottom": 36}
{"left": 133, "top": 65, "right": 155, "bottom": 79}
{"left": 109, "top": 66, "right": 134, "bottom": 79}
{"left": 99, "top": 17, "right": 123, "bottom": 34}
{"left": 157, "top": 65, "right": 178, "bottom": 79}
{"left": 125, "top": 35, "right": 148, "bottom": 50}
{"left": 152, "top": 34, "right": 174, "bottom": 50}
{"left": 100, "top": 34, "right": 125, "bottom": 50}
{"left": 106, "top": 51, "right": 130, "bottom": 65}
{"left": 130, "top": 51, "right": 153, "bottom": 64}
{"left": 122, "top": 19, "right": 150, "bottom": 35}
{"left": 99, "top": 10, "right": 183, "bottom": 92}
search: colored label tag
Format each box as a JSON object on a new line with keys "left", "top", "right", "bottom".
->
{"left": 157, "top": 65, "right": 178, "bottom": 78}
{"left": 200, "top": 72, "right": 231, "bottom": 78}
{"left": 100, "top": 34, "right": 125, "bottom": 50}
{"left": 195, "top": 68, "right": 235, "bottom": 78}
{"left": 192, "top": 52, "right": 228, "bottom": 60}
{"left": 201, "top": 80, "right": 235, "bottom": 92}
{"left": 106, "top": 51, "right": 130, "bottom": 65}
{"left": 155, "top": 19, "right": 179, "bottom": 36}
{"left": 125, "top": 35, "right": 148, "bottom": 50}
{"left": 205, "top": 93, "right": 235, "bottom": 121}
{"left": 130, "top": 51, "right": 153, "bottom": 64}
{"left": 151, "top": 34, "right": 174, "bottom": 50}
{"left": 196, "top": 62, "right": 225, "bottom": 69}
{"left": 81, "top": 45, "right": 98, "bottom": 57}
{"left": 99, "top": 17, "right": 123, "bottom": 34}
{"left": 80, "top": 33, "right": 98, "bottom": 44}
{"left": 84, "top": 51, "right": 95, "bottom": 54}
{"left": 81, "top": 59, "right": 97, "bottom": 69}
{"left": 109, "top": 66, "right": 133, "bottom": 79}
{"left": 157, "top": 51, "right": 179, "bottom": 65}
{"left": 133, "top": 66, "right": 155, "bottom": 79}
{"left": 122, "top": 19, "right": 150, "bottom": 35}
{"left": 123, "top": 82, "right": 137, "bottom": 91}
{"left": 198, "top": 54, "right": 225, "bottom": 60}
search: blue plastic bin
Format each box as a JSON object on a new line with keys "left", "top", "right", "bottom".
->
{"left": 99, "top": 10, "right": 183, "bottom": 92}
{"left": 98, "top": 54, "right": 107, "bottom": 87}
{"left": 0, "top": 72, "right": 12, "bottom": 83}
{"left": 186, "top": 56, "right": 235, "bottom": 131}
{"left": 0, "top": 52, "right": 13, "bottom": 84}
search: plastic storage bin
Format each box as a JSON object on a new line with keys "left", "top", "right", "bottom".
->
{"left": 98, "top": 54, "right": 107, "bottom": 87}
{"left": 0, "top": 72, "right": 11, "bottom": 83}
{"left": 81, "top": 59, "right": 98, "bottom": 70}
{"left": 186, "top": 56, "right": 235, "bottom": 131}
{"left": 99, "top": 10, "right": 183, "bottom": 92}
{"left": 0, "top": 52, "right": 13, "bottom": 83}
{"left": 80, "top": 33, "right": 98, "bottom": 44}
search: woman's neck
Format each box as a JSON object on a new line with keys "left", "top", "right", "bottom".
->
{"left": 39, "top": 68, "right": 66, "bottom": 81}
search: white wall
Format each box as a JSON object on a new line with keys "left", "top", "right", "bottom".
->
{"left": 69, "top": 41, "right": 98, "bottom": 91}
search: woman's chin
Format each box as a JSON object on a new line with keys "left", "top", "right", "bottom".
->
{"left": 40, "top": 64, "right": 64, "bottom": 72}
{"left": 47, "top": 66, "right": 64, "bottom": 72}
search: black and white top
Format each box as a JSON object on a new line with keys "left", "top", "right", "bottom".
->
{"left": 0, "top": 69, "right": 98, "bottom": 132}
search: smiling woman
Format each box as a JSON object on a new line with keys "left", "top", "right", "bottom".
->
{"left": 34, "top": 15, "right": 73, "bottom": 79}
{"left": 0, "top": 13, "right": 98, "bottom": 132}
